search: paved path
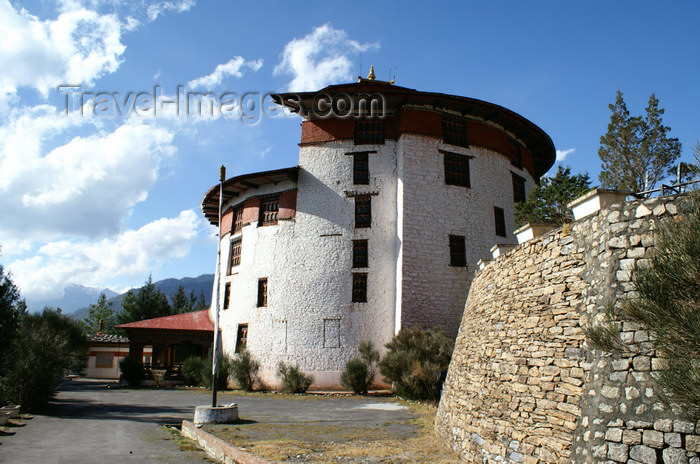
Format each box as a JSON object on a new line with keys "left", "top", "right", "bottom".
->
{"left": 0, "top": 380, "right": 415, "bottom": 464}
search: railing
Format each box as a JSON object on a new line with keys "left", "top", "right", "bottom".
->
{"left": 633, "top": 178, "right": 700, "bottom": 198}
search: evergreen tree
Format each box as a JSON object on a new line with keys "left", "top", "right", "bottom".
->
{"left": 117, "top": 275, "right": 172, "bottom": 324}
{"left": 171, "top": 285, "right": 193, "bottom": 314}
{"left": 515, "top": 165, "right": 591, "bottom": 227}
{"left": 0, "top": 262, "right": 27, "bottom": 375}
{"left": 83, "top": 293, "right": 117, "bottom": 334}
{"left": 194, "top": 290, "right": 207, "bottom": 310}
{"left": 599, "top": 90, "right": 681, "bottom": 192}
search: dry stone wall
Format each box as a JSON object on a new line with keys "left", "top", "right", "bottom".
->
{"left": 435, "top": 194, "right": 700, "bottom": 463}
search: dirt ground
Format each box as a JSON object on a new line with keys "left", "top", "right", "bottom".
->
{"left": 204, "top": 397, "right": 461, "bottom": 463}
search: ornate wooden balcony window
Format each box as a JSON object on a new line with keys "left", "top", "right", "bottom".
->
{"left": 259, "top": 194, "right": 279, "bottom": 226}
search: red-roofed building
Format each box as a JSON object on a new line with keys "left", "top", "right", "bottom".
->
{"left": 116, "top": 310, "right": 215, "bottom": 377}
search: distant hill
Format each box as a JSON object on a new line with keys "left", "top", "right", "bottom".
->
{"left": 27, "top": 284, "right": 119, "bottom": 313}
{"left": 69, "top": 274, "right": 214, "bottom": 322}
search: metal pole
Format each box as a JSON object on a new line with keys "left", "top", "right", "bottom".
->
{"left": 211, "top": 165, "right": 226, "bottom": 407}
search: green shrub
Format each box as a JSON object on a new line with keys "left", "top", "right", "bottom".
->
{"left": 119, "top": 355, "right": 144, "bottom": 387}
{"left": 379, "top": 326, "right": 453, "bottom": 402}
{"left": 277, "top": 361, "right": 313, "bottom": 393}
{"left": 341, "top": 340, "right": 380, "bottom": 395}
{"left": 0, "top": 309, "right": 87, "bottom": 411}
{"left": 202, "top": 354, "right": 231, "bottom": 391}
{"left": 181, "top": 356, "right": 207, "bottom": 386}
{"left": 230, "top": 350, "right": 260, "bottom": 391}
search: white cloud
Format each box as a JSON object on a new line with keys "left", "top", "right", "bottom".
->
{"left": 7, "top": 210, "right": 203, "bottom": 299}
{"left": 0, "top": 0, "right": 125, "bottom": 105}
{"left": 0, "top": 107, "right": 177, "bottom": 241}
{"left": 147, "top": 0, "right": 196, "bottom": 22}
{"left": 274, "top": 23, "right": 379, "bottom": 91}
{"left": 556, "top": 148, "right": 576, "bottom": 162}
{"left": 188, "top": 56, "right": 264, "bottom": 89}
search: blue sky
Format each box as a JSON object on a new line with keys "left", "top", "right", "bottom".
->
{"left": 2, "top": 0, "right": 699, "bottom": 304}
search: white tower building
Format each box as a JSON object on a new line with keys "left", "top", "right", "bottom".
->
{"left": 201, "top": 72, "right": 555, "bottom": 389}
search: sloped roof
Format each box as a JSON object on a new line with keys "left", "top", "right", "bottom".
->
{"left": 116, "top": 309, "right": 214, "bottom": 332}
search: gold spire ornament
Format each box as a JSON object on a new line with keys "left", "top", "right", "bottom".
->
{"left": 367, "top": 65, "right": 375, "bottom": 80}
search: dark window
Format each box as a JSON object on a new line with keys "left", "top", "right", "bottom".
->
{"left": 353, "top": 152, "right": 369, "bottom": 184}
{"left": 233, "top": 207, "right": 243, "bottom": 234}
{"left": 223, "top": 283, "right": 231, "bottom": 310}
{"left": 95, "top": 353, "right": 113, "bottom": 368}
{"left": 443, "top": 116, "right": 467, "bottom": 147}
{"left": 494, "top": 207, "right": 506, "bottom": 237}
{"left": 355, "top": 119, "right": 385, "bottom": 145}
{"left": 353, "top": 239, "right": 368, "bottom": 268}
{"left": 257, "top": 278, "right": 267, "bottom": 307}
{"left": 449, "top": 235, "right": 467, "bottom": 267}
{"left": 510, "top": 139, "right": 523, "bottom": 169}
{"left": 352, "top": 273, "right": 368, "bottom": 302}
{"left": 444, "top": 151, "right": 471, "bottom": 187}
{"left": 355, "top": 195, "right": 371, "bottom": 228}
{"left": 229, "top": 238, "right": 241, "bottom": 271}
{"left": 258, "top": 194, "right": 279, "bottom": 226}
{"left": 235, "top": 324, "right": 248, "bottom": 353}
{"left": 512, "top": 173, "right": 526, "bottom": 203}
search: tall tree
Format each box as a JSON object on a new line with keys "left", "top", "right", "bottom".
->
{"left": 171, "top": 285, "right": 193, "bottom": 314}
{"left": 515, "top": 165, "right": 591, "bottom": 227}
{"left": 83, "top": 293, "right": 117, "bottom": 334}
{"left": 117, "top": 275, "right": 172, "bottom": 324}
{"left": 599, "top": 90, "right": 681, "bottom": 192}
{"left": 194, "top": 290, "right": 207, "bottom": 311}
{"left": 0, "top": 263, "right": 27, "bottom": 375}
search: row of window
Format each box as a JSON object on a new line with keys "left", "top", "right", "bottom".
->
{"left": 228, "top": 193, "right": 281, "bottom": 236}
{"left": 354, "top": 115, "right": 468, "bottom": 147}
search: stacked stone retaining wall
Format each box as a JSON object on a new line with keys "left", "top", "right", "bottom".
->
{"left": 435, "top": 194, "right": 700, "bottom": 463}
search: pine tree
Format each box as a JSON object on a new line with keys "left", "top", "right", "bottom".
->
{"left": 117, "top": 275, "right": 172, "bottom": 324}
{"left": 515, "top": 165, "right": 591, "bottom": 227}
{"left": 83, "top": 293, "right": 117, "bottom": 334}
{"left": 170, "top": 285, "right": 193, "bottom": 314}
{"left": 599, "top": 90, "right": 681, "bottom": 192}
{"left": 194, "top": 290, "right": 207, "bottom": 310}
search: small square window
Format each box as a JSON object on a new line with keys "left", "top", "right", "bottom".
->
{"left": 355, "top": 195, "right": 371, "bottom": 228}
{"left": 443, "top": 116, "right": 467, "bottom": 147}
{"left": 235, "top": 324, "right": 248, "bottom": 353}
{"left": 449, "top": 235, "right": 466, "bottom": 267}
{"left": 355, "top": 120, "right": 385, "bottom": 145}
{"left": 353, "top": 152, "right": 369, "bottom": 185}
{"left": 494, "top": 207, "right": 506, "bottom": 237}
{"left": 512, "top": 173, "right": 526, "bottom": 203}
{"left": 223, "top": 282, "right": 231, "bottom": 310}
{"left": 257, "top": 278, "right": 268, "bottom": 307}
{"left": 259, "top": 194, "right": 279, "bottom": 226}
{"left": 229, "top": 239, "right": 242, "bottom": 272}
{"left": 353, "top": 240, "right": 368, "bottom": 268}
{"left": 352, "top": 273, "right": 367, "bottom": 303}
{"left": 443, "top": 151, "right": 471, "bottom": 188}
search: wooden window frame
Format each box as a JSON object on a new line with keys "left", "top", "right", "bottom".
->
{"left": 235, "top": 324, "right": 248, "bottom": 353}
{"left": 449, "top": 235, "right": 467, "bottom": 267}
{"left": 442, "top": 116, "right": 468, "bottom": 147}
{"left": 354, "top": 195, "right": 371, "bottom": 228}
{"left": 223, "top": 282, "right": 231, "bottom": 310}
{"left": 95, "top": 353, "right": 113, "bottom": 369}
{"left": 442, "top": 150, "right": 471, "bottom": 188}
{"left": 352, "top": 239, "right": 368, "bottom": 268}
{"left": 258, "top": 194, "right": 280, "bottom": 226}
{"left": 494, "top": 207, "right": 506, "bottom": 237}
{"left": 354, "top": 119, "right": 385, "bottom": 145}
{"left": 352, "top": 273, "right": 368, "bottom": 303}
{"left": 512, "top": 173, "right": 526, "bottom": 203}
{"left": 229, "top": 238, "right": 242, "bottom": 272}
{"left": 257, "top": 278, "right": 268, "bottom": 307}
{"left": 510, "top": 139, "right": 523, "bottom": 169}
{"left": 353, "top": 152, "right": 370, "bottom": 185}
{"left": 233, "top": 206, "right": 243, "bottom": 234}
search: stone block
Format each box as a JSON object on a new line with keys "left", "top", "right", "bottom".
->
{"left": 626, "top": 386, "right": 641, "bottom": 400}
{"left": 675, "top": 420, "right": 695, "bottom": 433}
{"left": 664, "top": 432, "right": 682, "bottom": 448}
{"left": 662, "top": 448, "right": 689, "bottom": 464}
{"left": 623, "top": 430, "right": 642, "bottom": 445}
{"left": 633, "top": 356, "right": 651, "bottom": 371}
{"left": 607, "top": 442, "right": 629, "bottom": 462}
{"left": 602, "top": 385, "right": 620, "bottom": 399}
{"left": 654, "top": 419, "right": 673, "bottom": 433}
{"left": 687, "top": 435, "right": 700, "bottom": 452}
{"left": 642, "top": 430, "right": 664, "bottom": 448}
{"left": 606, "top": 428, "right": 623, "bottom": 442}
{"left": 629, "top": 445, "right": 657, "bottom": 463}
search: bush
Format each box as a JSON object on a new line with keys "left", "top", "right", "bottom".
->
{"left": 277, "top": 361, "right": 313, "bottom": 393}
{"left": 230, "top": 350, "right": 260, "bottom": 391}
{"left": 341, "top": 340, "right": 380, "bottom": 395}
{"left": 181, "top": 356, "right": 207, "bottom": 386}
{"left": 379, "top": 326, "right": 453, "bottom": 402}
{"left": 0, "top": 308, "right": 87, "bottom": 411}
{"left": 119, "top": 355, "right": 144, "bottom": 387}
{"left": 624, "top": 192, "right": 700, "bottom": 421}
{"left": 202, "top": 354, "right": 231, "bottom": 391}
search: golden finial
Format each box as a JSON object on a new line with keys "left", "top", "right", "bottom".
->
{"left": 367, "top": 65, "right": 375, "bottom": 80}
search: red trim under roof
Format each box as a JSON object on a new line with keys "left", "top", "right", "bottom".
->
{"left": 116, "top": 309, "right": 214, "bottom": 332}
